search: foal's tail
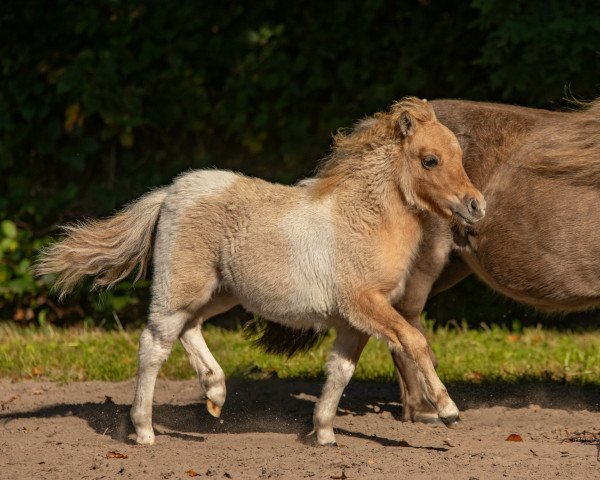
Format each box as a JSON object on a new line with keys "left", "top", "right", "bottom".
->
{"left": 35, "top": 188, "right": 168, "bottom": 299}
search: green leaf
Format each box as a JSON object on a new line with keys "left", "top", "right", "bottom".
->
{"left": 1, "top": 220, "right": 17, "bottom": 239}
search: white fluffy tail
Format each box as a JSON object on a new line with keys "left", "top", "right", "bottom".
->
{"left": 35, "top": 188, "right": 168, "bottom": 299}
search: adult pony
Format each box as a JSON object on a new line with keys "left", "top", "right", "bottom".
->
{"left": 392, "top": 98, "right": 600, "bottom": 422}
{"left": 36, "top": 98, "right": 485, "bottom": 445}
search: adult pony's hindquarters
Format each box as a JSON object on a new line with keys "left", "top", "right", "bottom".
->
{"left": 35, "top": 98, "right": 485, "bottom": 446}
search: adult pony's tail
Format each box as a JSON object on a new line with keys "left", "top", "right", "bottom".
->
{"left": 35, "top": 188, "right": 168, "bottom": 299}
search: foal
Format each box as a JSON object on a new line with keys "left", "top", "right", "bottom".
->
{"left": 36, "top": 98, "right": 485, "bottom": 445}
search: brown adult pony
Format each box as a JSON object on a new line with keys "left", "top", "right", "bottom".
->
{"left": 392, "top": 98, "right": 600, "bottom": 422}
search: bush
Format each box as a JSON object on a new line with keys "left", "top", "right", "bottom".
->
{"left": 1, "top": 1, "right": 599, "bottom": 325}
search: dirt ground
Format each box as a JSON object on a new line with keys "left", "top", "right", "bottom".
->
{"left": 0, "top": 379, "right": 598, "bottom": 479}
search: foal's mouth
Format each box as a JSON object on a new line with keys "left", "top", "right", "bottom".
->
{"left": 452, "top": 209, "right": 477, "bottom": 226}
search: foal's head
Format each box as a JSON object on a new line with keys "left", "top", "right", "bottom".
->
{"left": 391, "top": 98, "right": 485, "bottom": 225}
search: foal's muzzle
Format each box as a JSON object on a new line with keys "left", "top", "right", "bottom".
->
{"left": 452, "top": 195, "right": 486, "bottom": 225}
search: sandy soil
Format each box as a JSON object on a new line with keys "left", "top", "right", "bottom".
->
{"left": 0, "top": 379, "right": 598, "bottom": 479}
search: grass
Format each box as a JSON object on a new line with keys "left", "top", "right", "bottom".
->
{"left": 0, "top": 322, "right": 598, "bottom": 385}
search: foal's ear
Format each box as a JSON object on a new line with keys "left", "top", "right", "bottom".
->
{"left": 399, "top": 111, "right": 415, "bottom": 137}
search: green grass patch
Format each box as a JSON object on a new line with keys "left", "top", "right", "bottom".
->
{"left": 0, "top": 323, "right": 598, "bottom": 385}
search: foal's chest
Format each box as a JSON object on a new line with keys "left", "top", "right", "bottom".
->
{"left": 375, "top": 216, "right": 424, "bottom": 303}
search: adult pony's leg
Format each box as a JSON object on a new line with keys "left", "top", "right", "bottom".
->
{"left": 130, "top": 310, "right": 190, "bottom": 445}
{"left": 428, "top": 254, "right": 473, "bottom": 298}
{"left": 392, "top": 220, "right": 454, "bottom": 422}
{"left": 313, "top": 327, "right": 369, "bottom": 445}
{"left": 179, "top": 293, "right": 239, "bottom": 418}
{"left": 350, "top": 292, "right": 459, "bottom": 426}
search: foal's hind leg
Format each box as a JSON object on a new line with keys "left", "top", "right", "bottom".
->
{"left": 179, "top": 294, "right": 238, "bottom": 418}
{"left": 312, "top": 327, "right": 369, "bottom": 445}
{"left": 130, "top": 311, "right": 190, "bottom": 445}
{"left": 131, "top": 264, "right": 222, "bottom": 444}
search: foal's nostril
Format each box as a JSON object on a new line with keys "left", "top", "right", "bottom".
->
{"left": 469, "top": 198, "right": 479, "bottom": 214}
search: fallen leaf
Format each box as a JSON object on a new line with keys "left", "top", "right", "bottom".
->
{"left": 506, "top": 434, "right": 523, "bottom": 442}
{"left": 106, "top": 451, "right": 128, "bottom": 459}
{"left": 186, "top": 469, "right": 201, "bottom": 477}
{"left": 0, "top": 395, "right": 18, "bottom": 410}
{"left": 31, "top": 367, "right": 43, "bottom": 377}
{"left": 463, "top": 371, "right": 484, "bottom": 382}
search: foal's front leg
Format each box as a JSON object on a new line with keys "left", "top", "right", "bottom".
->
{"left": 350, "top": 292, "right": 459, "bottom": 426}
{"left": 393, "top": 255, "right": 474, "bottom": 422}
{"left": 313, "top": 327, "right": 369, "bottom": 445}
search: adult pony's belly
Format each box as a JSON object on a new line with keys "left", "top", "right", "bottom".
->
{"left": 462, "top": 168, "right": 600, "bottom": 312}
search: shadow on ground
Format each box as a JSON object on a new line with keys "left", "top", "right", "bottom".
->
{"left": 0, "top": 379, "right": 598, "bottom": 446}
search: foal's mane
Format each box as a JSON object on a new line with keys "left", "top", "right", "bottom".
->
{"left": 312, "top": 97, "right": 435, "bottom": 194}
{"left": 522, "top": 98, "right": 600, "bottom": 186}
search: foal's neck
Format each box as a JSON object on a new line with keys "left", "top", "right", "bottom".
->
{"left": 318, "top": 144, "right": 416, "bottom": 227}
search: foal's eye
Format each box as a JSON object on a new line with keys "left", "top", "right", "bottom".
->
{"left": 422, "top": 155, "right": 439, "bottom": 169}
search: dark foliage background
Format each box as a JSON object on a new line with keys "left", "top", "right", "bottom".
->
{"left": 1, "top": 0, "right": 599, "bottom": 327}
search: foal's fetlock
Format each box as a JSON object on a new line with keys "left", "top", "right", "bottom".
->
{"left": 205, "top": 382, "right": 226, "bottom": 418}
{"left": 312, "top": 413, "right": 337, "bottom": 446}
{"left": 130, "top": 407, "right": 155, "bottom": 445}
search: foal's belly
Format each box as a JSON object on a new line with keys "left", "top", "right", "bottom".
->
{"left": 465, "top": 171, "right": 600, "bottom": 311}
{"left": 219, "top": 195, "right": 338, "bottom": 330}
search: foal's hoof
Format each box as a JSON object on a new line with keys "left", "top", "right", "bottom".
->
{"left": 135, "top": 432, "right": 156, "bottom": 445}
{"left": 440, "top": 414, "right": 460, "bottom": 428}
{"left": 206, "top": 399, "right": 222, "bottom": 418}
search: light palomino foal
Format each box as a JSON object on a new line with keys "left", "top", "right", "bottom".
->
{"left": 36, "top": 98, "right": 485, "bottom": 446}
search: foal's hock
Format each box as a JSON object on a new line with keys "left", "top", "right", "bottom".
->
{"left": 36, "top": 98, "right": 484, "bottom": 446}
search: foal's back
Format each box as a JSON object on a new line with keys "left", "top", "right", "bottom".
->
{"left": 432, "top": 99, "right": 600, "bottom": 311}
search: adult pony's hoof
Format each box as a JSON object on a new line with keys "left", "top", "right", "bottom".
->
{"left": 206, "top": 399, "right": 222, "bottom": 418}
{"left": 412, "top": 412, "right": 443, "bottom": 424}
{"left": 440, "top": 414, "right": 460, "bottom": 428}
